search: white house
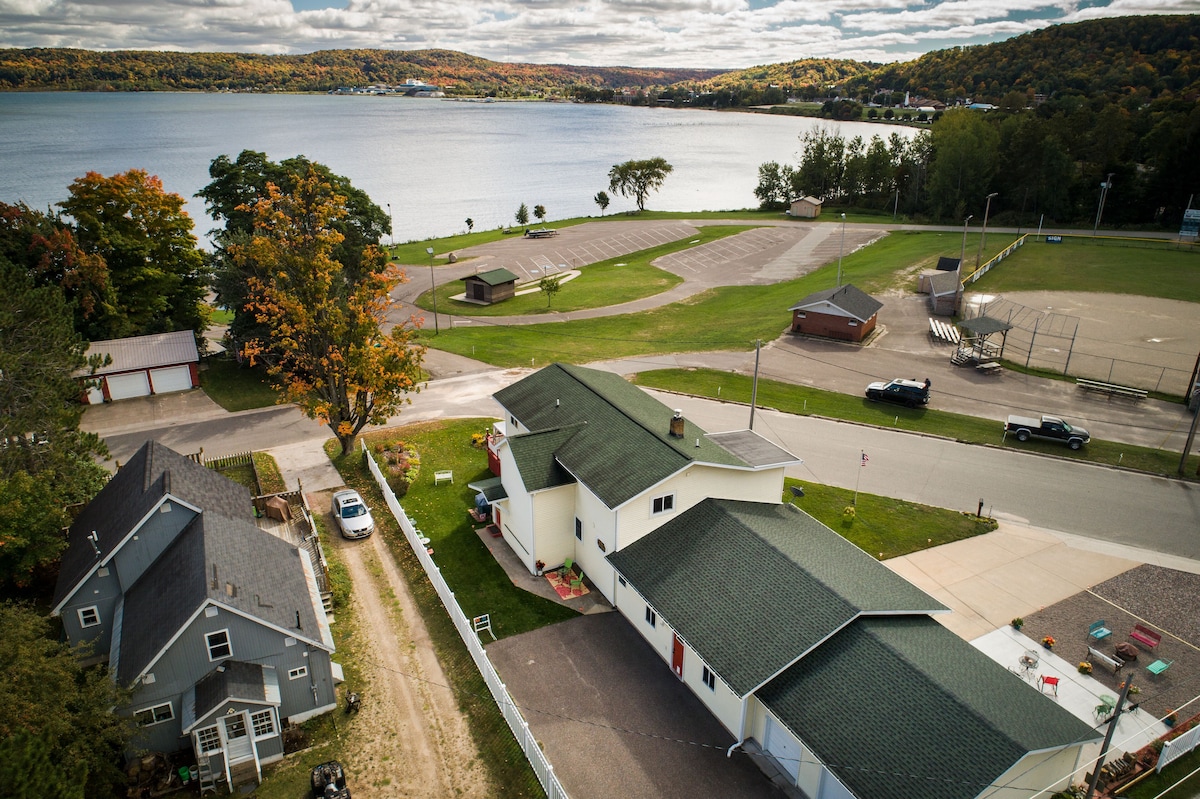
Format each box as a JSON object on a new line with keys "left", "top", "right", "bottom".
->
{"left": 487, "top": 364, "right": 1101, "bottom": 799}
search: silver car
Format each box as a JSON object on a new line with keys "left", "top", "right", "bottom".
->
{"left": 331, "top": 489, "right": 374, "bottom": 539}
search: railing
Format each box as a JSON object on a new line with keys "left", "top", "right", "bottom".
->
{"left": 961, "top": 234, "right": 1027, "bottom": 286}
{"left": 1158, "top": 719, "right": 1200, "bottom": 773}
{"left": 362, "top": 442, "right": 569, "bottom": 799}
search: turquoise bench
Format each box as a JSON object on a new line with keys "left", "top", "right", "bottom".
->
{"left": 1147, "top": 659, "right": 1173, "bottom": 676}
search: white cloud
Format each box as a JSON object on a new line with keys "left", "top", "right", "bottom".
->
{"left": 0, "top": 0, "right": 1177, "bottom": 68}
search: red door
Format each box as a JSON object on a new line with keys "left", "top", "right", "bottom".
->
{"left": 672, "top": 634, "right": 684, "bottom": 679}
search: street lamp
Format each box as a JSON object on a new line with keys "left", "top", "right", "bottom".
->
{"left": 426, "top": 246, "right": 438, "bottom": 335}
{"left": 836, "top": 213, "right": 846, "bottom": 287}
{"left": 976, "top": 192, "right": 998, "bottom": 269}
{"left": 1093, "top": 173, "right": 1114, "bottom": 237}
{"left": 960, "top": 215, "right": 973, "bottom": 270}
{"left": 386, "top": 203, "right": 394, "bottom": 248}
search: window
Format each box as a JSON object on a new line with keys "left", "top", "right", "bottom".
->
{"left": 702, "top": 666, "right": 716, "bottom": 691}
{"left": 206, "top": 629, "right": 232, "bottom": 661}
{"left": 135, "top": 702, "right": 174, "bottom": 726}
{"left": 251, "top": 710, "right": 275, "bottom": 737}
{"left": 78, "top": 606, "right": 100, "bottom": 628}
{"left": 645, "top": 607, "right": 656, "bottom": 628}
{"left": 196, "top": 726, "right": 221, "bottom": 753}
{"left": 618, "top": 576, "right": 627, "bottom": 587}
{"left": 575, "top": 517, "right": 582, "bottom": 541}
{"left": 651, "top": 493, "right": 675, "bottom": 516}
{"left": 288, "top": 666, "right": 308, "bottom": 680}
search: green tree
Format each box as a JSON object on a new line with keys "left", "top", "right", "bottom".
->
{"left": 608, "top": 157, "right": 674, "bottom": 212}
{"left": 538, "top": 274, "right": 563, "bottom": 307}
{"left": 465, "top": 217, "right": 474, "bottom": 234}
{"left": 926, "top": 108, "right": 1001, "bottom": 218}
{"left": 199, "top": 151, "right": 391, "bottom": 349}
{"left": 515, "top": 203, "right": 530, "bottom": 226}
{"left": 0, "top": 259, "right": 110, "bottom": 589}
{"left": 753, "top": 162, "right": 795, "bottom": 210}
{"left": 0, "top": 603, "right": 132, "bottom": 798}
{"left": 58, "top": 170, "right": 206, "bottom": 341}
{"left": 794, "top": 127, "right": 846, "bottom": 201}
{"left": 235, "top": 169, "right": 426, "bottom": 456}
{"left": 594, "top": 190, "right": 610, "bottom": 215}
{"left": 533, "top": 204, "right": 546, "bottom": 223}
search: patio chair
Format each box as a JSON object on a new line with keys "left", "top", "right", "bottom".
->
{"left": 570, "top": 573, "right": 584, "bottom": 593}
{"left": 1088, "top": 620, "right": 1112, "bottom": 641}
{"left": 562, "top": 558, "right": 574, "bottom": 577}
{"left": 1038, "top": 675, "right": 1060, "bottom": 696}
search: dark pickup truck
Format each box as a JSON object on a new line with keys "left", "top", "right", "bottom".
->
{"left": 1005, "top": 415, "right": 1090, "bottom": 450}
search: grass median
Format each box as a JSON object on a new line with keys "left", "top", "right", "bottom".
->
{"left": 632, "top": 368, "right": 1199, "bottom": 476}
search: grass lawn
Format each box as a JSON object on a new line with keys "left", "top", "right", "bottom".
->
{"left": 785, "top": 478, "right": 996, "bottom": 558}
{"left": 418, "top": 230, "right": 1008, "bottom": 365}
{"left": 253, "top": 451, "right": 287, "bottom": 494}
{"left": 1120, "top": 743, "right": 1200, "bottom": 798}
{"left": 969, "top": 236, "right": 1200, "bottom": 303}
{"left": 632, "top": 368, "right": 1200, "bottom": 476}
{"left": 198, "top": 355, "right": 283, "bottom": 412}
{"left": 421, "top": 226, "right": 755, "bottom": 318}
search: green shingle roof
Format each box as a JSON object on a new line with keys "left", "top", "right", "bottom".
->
{"left": 507, "top": 426, "right": 582, "bottom": 492}
{"left": 758, "top": 616, "right": 1099, "bottom": 799}
{"left": 494, "top": 364, "right": 749, "bottom": 508}
{"left": 463, "top": 267, "right": 520, "bottom": 286}
{"left": 606, "top": 499, "right": 945, "bottom": 697}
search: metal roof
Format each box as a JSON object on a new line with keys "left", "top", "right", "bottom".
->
{"left": 959, "top": 316, "right": 1013, "bottom": 335}
{"left": 84, "top": 330, "right": 199, "bottom": 375}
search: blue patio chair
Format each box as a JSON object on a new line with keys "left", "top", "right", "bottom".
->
{"left": 1089, "top": 620, "right": 1112, "bottom": 641}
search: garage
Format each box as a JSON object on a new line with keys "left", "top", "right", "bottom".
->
{"left": 149, "top": 365, "right": 194, "bottom": 394}
{"left": 80, "top": 330, "right": 199, "bottom": 404}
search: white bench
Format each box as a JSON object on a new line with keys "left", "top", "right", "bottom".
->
{"left": 434, "top": 470, "right": 453, "bottom": 485}
{"left": 1076, "top": 378, "right": 1147, "bottom": 400}
{"left": 1087, "top": 646, "right": 1124, "bottom": 673}
{"left": 928, "top": 318, "right": 961, "bottom": 345}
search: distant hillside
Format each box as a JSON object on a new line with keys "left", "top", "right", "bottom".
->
{"left": 850, "top": 15, "right": 1200, "bottom": 102}
{"left": 680, "top": 58, "right": 877, "bottom": 92}
{"left": 0, "top": 48, "right": 724, "bottom": 94}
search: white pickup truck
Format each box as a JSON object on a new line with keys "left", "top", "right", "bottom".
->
{"left": 1004, "top": 414, "right": 1090, "bottom": 450}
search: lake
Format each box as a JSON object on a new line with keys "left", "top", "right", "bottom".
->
{"left": 0, "top": 93, "right": 914, "bottom": 242}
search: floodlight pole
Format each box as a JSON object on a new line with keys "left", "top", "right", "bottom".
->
{"left": 960, "top": 215, "right": 973, "bottom": 270}
{"left": 836, "top": 213, "right": 846, "bottom": 286}
{"left": 1093, "top": 173, "right": 1114, "bottom": 237}
{"left": 386, "top": 203, "right": 394, "bottom": 248}
{"left": 426, "top": 246, "right": 438, "bottom": 335}
{"left": 976, "top": 193, "right": 998, "bottom": 269}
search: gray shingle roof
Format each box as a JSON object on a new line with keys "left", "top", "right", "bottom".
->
{"left": 54, "top": 440, "right": 254, "bottom": 608}
{"left": 758, "top": 616, "right": 1099, "bottom": 799}
{"left": 194, "top": 660, "right": 269, "bottom": 721}
{"left": 462, "top": 268, "right": 519, "bottom": 286}
{"left": 928, "top": 270, "right": 961, "bottom": 296}
{"left": 494, "top": 364, "right": 750, "bottom": 508}
{"left": 788, "top": 284, "right": 883, "bottom": 323}
{"left": 82, "top": 330, "right": 198, "bottom": 376}
{"left": 118, "top": 510, "right": 326, "bottom": 683}
{"left": 606, "top": 499, "right": 945, "bottom": 697}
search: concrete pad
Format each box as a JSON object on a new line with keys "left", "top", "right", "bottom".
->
{"left": 82, "top": 388, "right": 230, "bottom": 437}
{"left": 269, "top": 439, "right": 343, "bottom": 494}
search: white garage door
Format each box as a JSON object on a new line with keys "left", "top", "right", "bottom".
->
{"left": 763, "top": 714, "right": 802, "bottom": 784}
{"left": 84, "top": 383, "right": 105, "bottom": 405}
{"left": 149, "top": 365, "right": 193, "bottom": 394}
{"left": 105, "top": 371, "right": 152, "bottom": 401}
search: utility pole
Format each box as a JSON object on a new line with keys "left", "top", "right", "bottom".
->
{"left": 1084, "top": 675, "right": 1134, "bottom": 799}
{"left": 976, "top": 192, "right": 998, "bottom": 269}
{"left": 749, "top": 340, "right": 761, "bottom": 430}
{"left": 1093, "top": 173, "right": 1114, "bottom": 237}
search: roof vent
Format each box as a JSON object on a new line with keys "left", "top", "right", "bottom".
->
{"left": 695, "top": 438, "right": 701, "bottom": 448}
{"left": 669, "top": 410, "right": 685, "bottom": 438}
{"left": 87, "top": 530, "right": 101, "bottom": 558}
{"left": 555, "top": 398, "right": 560, "bottom": 407}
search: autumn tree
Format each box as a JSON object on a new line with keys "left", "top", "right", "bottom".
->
{"left": 0, "top": 259, "right": 110, "bottom": 589}
{"left": 58, "top": 170, "right": 206, "bottom": 341}
{"left": 199, "top": 151, "right": 391, "bottom": 349}
{"left": 608, "top": 158, "right": 673, "bottom": 212}
{"left": 0, "top": 603, "right": 132, "bottom": 798}
{"left": 594, "top": 190, "right": 610, "bottom": 215}
{"left": 233, "top": 170, "right": 425, "bottom": 455}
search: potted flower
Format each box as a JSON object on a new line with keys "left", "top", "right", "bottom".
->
{"left": 1041, "top": 635, "right": 1056, "bottom": 649}
{"left": 1011, "top": 617, "right": 1024, "bottom": 631}
{"left": 1078, "top": 661, "right": 1093, "bottom": 675}
{"left": 1165, "top": 710, "right": 1178, "bottom": 727}
{"left": 534, "top": 559, "right": 545, "bottom": 577}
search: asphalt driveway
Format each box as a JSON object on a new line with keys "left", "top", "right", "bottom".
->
{"left": 486, "top": 613, "right": 785, "bottom": 799}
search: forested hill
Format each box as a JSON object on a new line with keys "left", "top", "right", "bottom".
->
{"left": 853, "top": 15, "right": 1200, "bottom": 102}
{"left": 0, "top": 47, "right": 724, "bottom": 94}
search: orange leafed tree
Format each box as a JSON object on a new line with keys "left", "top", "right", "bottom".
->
{"left": 234, "top": 170, "right": 425, "bottom": 455}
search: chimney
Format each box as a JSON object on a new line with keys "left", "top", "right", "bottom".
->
{"left": 669, "top": 410, "right": 685, "bottom": 438}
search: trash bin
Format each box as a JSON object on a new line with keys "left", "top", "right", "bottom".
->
{"left": 189, "top": 766, "right": 198, "bottom": 782}
{"left": 178, "top": 766, "right": 191, "bottom": 785}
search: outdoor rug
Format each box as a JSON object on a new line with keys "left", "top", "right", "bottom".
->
{"left": 545, "top": 569, "right": 589, "bottom": 600}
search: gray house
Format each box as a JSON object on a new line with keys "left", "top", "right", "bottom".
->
{"left": 52, "top": 441, "right": 338, "bottom": 790}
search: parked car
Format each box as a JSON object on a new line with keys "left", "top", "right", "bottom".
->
{"left": 331, "top": 489, "right": 374, "bottom": 539}
{"left": 311, "top": 760, "right": 350, "bottom": 798}
{"left": 865, "top": 378, "right": 931, "bottom": 408}
{"left": 1005, "top": 414, "right": 1090, "bottom": 449}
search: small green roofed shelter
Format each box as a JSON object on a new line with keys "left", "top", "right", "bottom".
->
{"left": 461, "top": 267, "right": 520, "bottom": 305}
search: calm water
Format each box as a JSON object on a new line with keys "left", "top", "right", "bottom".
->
{"left": 0, "top": 93, "right": 912, "bottom": 242}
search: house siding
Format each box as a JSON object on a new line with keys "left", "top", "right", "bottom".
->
{"left": 495, "top": 445, "right": 536, "bottom": 568}
{"left": 59, "top": 568, "right": 123, "bottom": 654}
{"left": 981, "top": 748, "right": 1081, "bottom": 798}
{"left": 530, "top": 484, "right": 576, "bottom": 573}
{"left": 572, "top": 484, "right": 618, "bottom": 601}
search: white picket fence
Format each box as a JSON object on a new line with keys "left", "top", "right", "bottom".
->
{"left": 1158, "top": 720, "right": 1200, "bottom": 773}
{"left": 362, "top": 442, "right": 569, "bottom": 799}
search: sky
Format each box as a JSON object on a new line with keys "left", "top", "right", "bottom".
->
{"left": 0, "top": 0, "right": 1196, "bottom": 70}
